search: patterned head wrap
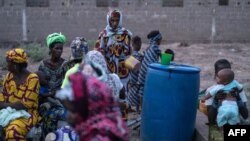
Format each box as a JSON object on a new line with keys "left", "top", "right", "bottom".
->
{"left": 104, "top": 9, "right": 132, "bottom": 37}
{"left": 6, "top": 48, "right": 28, "bottom": 63}
{"left": 46, "top": 32, "right": 66, "bottom": 48}
{"left": 149, "top": 32, "right": 162, "bottom": 44}
{"left": 107, "top": 9, "right": 122, "bottom": 28}
{"left": 106, "top": 10, "right": 122, "bottom": 32}
{"left": 84, "top": 50, "right": 108, "bottom": 73}
{"left": 70, "top": 37, "right": 88, "bottom": 60}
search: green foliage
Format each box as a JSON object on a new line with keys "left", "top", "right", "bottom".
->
{"left": 87, "top": 40, "right": 96, "bottom": 50}
{"left": 209, "top": 125, "right": 223, "bottom": 141}
{"left": 0, "top": 55, "right": 7, "bottom": 70}
{"left": 22, "top": 43, "right": 49, "bottom": 63}
{"left": 246, "top": 84, "right": 250, "bottom": 93}
{"left": 0, "top": 47, "right": 9, "bottom": 70}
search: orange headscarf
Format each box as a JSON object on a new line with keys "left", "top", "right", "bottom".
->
{"left": 6, "top": 48, "right": 28, "bottom": 63}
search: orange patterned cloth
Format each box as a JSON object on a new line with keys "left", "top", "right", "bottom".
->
{"left": 6, "top": 48, "right": 28, "bottom": 63}
{"left": 0, "top": 73, "right": 40, "bottom": 140}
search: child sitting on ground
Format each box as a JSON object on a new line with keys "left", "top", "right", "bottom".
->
{"left": 201, "top": 69, "right": 243, "bottom": 127}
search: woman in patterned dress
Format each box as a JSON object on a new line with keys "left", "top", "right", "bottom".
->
{"left": 95, "top": 9, "right": 132, "bottom": 94}
{"left": 0, "top": 48, "right": 40, "bottom": 140}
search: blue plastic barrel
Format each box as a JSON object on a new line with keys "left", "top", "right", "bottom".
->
{"left": 140, "top": 63, "right": 200, "bottom": 141}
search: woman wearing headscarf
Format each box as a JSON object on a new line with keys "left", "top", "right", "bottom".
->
{"left": 38, "top": 32, "right": 73, "bottom": 135}
{"left": 137, "top": 30, "right": 162, "bottom": 97}
{"left": 79, "top": 50, "right": 127, "bottom": 119}
{"left": 95, "top": 9, "right": 132, "bottom": 94}
{"left": 61, "top": 37, "right": 88, "bottom": 88}
{"left": 55, "top": 71, "right": 128, "bottom": 141}
{"left": 0, "top": 48, "right": 40, "bottom": 140}
{"left": 84, "top": 50, "right": 123, "bottom": 100}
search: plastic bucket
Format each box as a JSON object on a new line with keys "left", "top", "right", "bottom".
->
{"left": 161, "top": 53, "right": 172, "bottom": 65}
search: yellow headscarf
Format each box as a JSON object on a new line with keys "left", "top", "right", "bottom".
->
{"left": 46, "top": 32, "right": 66, "bottom": 48}
{"left": 6, "top": 48, "right": 28, "bottom": 63}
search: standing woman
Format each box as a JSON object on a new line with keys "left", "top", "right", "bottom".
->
{"left": 0, "top": 48, "right": 40, "bottom": 140}
{"left": 95, "top": 9, "right": 132, "bottom": 93}
{"left": 38, "top": 32, "right": 71, "bottom": 134}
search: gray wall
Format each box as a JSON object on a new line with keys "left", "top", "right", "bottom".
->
{"left": 0, "top": 0, "right": 250, "bottom": 45}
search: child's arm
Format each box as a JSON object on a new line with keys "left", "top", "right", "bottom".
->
{"left": 201, "top": 93, "right": 212, "bottom": 102}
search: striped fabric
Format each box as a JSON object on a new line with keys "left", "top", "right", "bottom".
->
{"left": 127, "top": 51, "right": 144, "bottom": 106}
{"left": 137, "top": 45, "right": 161, "bottom": 97}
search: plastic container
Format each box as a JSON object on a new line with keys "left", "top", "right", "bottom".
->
{"left": 199, "top": 100, "right": 208, "bottom": 115}
{"left": 124, "top": 56, "right": 141, "bottom": 71}
{"left": 140, "top": 63, "right": 200, "bottom": 141}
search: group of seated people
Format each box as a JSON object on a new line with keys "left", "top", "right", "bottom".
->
{"left": 0, "top": 9, "right": 176, "bottom": 140}
{"left": 0, "top": 33, "right": 129, "bottom": 140}
{"left": 0, "top": 22, "right": 249, "bottom": 141}
{"left": 0, "top": 25, "right": 170, "bottom": 140}
{"left": 0, "top": 33, "right": 249, "bottom": 140}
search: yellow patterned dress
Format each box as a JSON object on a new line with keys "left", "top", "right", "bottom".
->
{"left": 95, "top": 30, "right": 132, "bottom": 93}
{"left": 95, "top": 10, "right": 132, "bottom": 94}
{"left": 0, "top": 73, "right": 40, "bottom": 140}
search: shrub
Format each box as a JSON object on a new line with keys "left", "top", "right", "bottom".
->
{"left": 0, "top": 47, "right": 9, "bottom": 70}
{"left": 0, "top": 56, "right": 7, "bottom": 70}
{"left": 87, "top": 40, "right": 96, "bottom": 50}
{"left": 22, "top": 43, "right": 49, "bottom": 63}
{"left": 246, "top": 84, "right": 250, "bottom": 93}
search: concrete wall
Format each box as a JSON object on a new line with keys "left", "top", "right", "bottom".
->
{"left": 0, "top": 0, "right": 250, "bottom": 45}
